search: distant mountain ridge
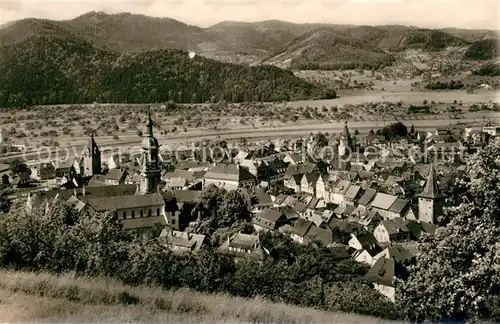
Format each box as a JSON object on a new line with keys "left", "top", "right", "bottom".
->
{"left": 1, "top": 11, "right": 499, "bottom": 67}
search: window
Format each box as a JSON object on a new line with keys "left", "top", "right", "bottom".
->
{"left": 148, "top": 209, "right": 152, "bottom": 217}
{"left": 140, "top": 210, "right": 144, "bottom": 217}
{"left": 171, "top": 219, "right": 176, "bottom": 225}
{"left": 123, "top": 211, "right": 126, "bottom": 219}
{"left": 156, "top": 208, "right": 160, "bottom": 216}
{"left": 131, "top": 211, "right": 135, "bottom": 218}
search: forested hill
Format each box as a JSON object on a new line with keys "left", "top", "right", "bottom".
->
{"left": 0, "top": 34, "right": 326, "bottom": 108}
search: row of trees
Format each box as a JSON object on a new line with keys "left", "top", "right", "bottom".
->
{"left": 424, "top": 80, "right": 465, "bottom": 90}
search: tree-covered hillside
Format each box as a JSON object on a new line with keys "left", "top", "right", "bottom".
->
{"left": 463, "top": 39, "right": 500, "bottom": 60}
{"left": 273, "top": 28, "right": 394, "bottom": 70}
{"left": 398, "top": 29, "right": 469, "bottom": 51}
{"left": 0, "top": 34, "right": 326, "bottom": 108}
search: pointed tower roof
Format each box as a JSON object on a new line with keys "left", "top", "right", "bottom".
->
{"left": 86, "top": 133, "right": 99, "bottom": 152}
{"left": 142, "top": 110, "right": 159, "bottom": 150}
{"left": 145, "top": 109, "right": 154, "bottom": 137}
{"left": 342, "top": 121, "right": 350, "bottom": 137}
{"left": 418, "top": 165, "right": 445, "bottom": 199}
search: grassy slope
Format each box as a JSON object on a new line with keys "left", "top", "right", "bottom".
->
{"left": 0, "top": 270, "right": 390, "bottom": 323}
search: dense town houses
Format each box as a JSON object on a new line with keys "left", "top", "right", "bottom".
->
{"left": 18, "top": 119, "right": 497, "bottom": 303}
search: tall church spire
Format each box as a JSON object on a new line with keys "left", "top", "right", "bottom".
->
{"left": 140, "top": 110, "right": 161, "bottom": 194}
{"left": 342, "top": 121, "right": 350, "bottom": 137}
{"left": 146, "top": 109, "right": 153, "bottom": 137}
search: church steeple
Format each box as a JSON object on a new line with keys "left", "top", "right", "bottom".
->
{"left": 342, "top": 121, "right": 350, "bottom": 137}
{"left": 140, "top": 110, "right": 161, "bottom": 194}
{"left": 83, "top": 133, "right": 101, "bottom": 177}
{"left": 338, "top": 121, "right": 353, "bottom": 157}
{"left": 146, "top": 109, "right": 153, "bottom": 137}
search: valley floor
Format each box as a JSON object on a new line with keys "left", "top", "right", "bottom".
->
{"left": 0, "top": 270, "right": 395, "bottom": 323}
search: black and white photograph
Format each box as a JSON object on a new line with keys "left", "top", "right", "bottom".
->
{"left": 0, "top": 0, "right": 499, "bottom": 322}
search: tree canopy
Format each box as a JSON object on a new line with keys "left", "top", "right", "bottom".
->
{"left": 397, "top": 143, "right": 500, "bottom": 322}
{"left": 0, "top": 35, "right": 326, "bottom": 108}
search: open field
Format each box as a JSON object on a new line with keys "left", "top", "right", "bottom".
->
{"left": 0, "top": 270, "right": 393, "bottom": 323}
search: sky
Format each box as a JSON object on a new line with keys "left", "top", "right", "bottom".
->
{"left": 0, "top": 0, "right": 499, "bottom": 30}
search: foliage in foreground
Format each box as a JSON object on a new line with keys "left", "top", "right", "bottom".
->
{"left": 0, "top": 201, "right": 397, "bottom": 319}
{"left": 397, "top": 143, "right": 500, "bottom": 322}
{"left": 0, "top": 269, "right": 380, "bottom": 324}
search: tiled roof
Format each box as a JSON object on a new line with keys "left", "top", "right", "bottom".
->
{"left": 365, "top": 257, "right": 408, "bottom": 287}
{"left": 305, "top": 226, "right": 333, "bottom": 246}
{"left": 388, "top": 198, "right": 410, "bottom": 214}
{"left": 344, "top": 185, "right": 361, "bottom": 200}
{"left": 357, "top": 188, "right": 377, "bottom": 206}
{"left": 290, "top": 218, "right": 313, "bottom": 237}
{"left": 173, "top": 190, "right": 202, "bottom": 203}
{"left": 105, "top": 168, "right": 127, "bottom": 181}
{"left": 333, "top": 179, "right": 350, "bottom": 193}
{"left": 87, "top": 193, "right": 164, "bottom": 211}
{"left": 228, "top": 232, "right": 259, "bottom": 250}
{"left": 381, "top": 218, "right": 409, "bottom": 235}
{"left": 259, "top": 209, "right": 285, "bottom": 223}
{"left": 371, "top": 193, "right": 398, "bottom": 210}
{"left": 204, "top": 164, "right": 255, "bottom": 182}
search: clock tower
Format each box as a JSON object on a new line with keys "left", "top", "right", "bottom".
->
{"left": 139, "top": 110, "right": 161, "bottom": 194}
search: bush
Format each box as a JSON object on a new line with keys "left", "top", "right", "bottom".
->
{"left": 118, "top": 291, "right": 140, "bottom": 305}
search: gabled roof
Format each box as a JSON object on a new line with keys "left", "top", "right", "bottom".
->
{"left": 304, "top": 172, "right": 320, "bottom": 184}
{"left": 305, "top": 226, "right": 333, "bottom": 246}
{"left": 292, "top": 201, "right": 307, "bottom": 213}
{"left": 259, "top": 209, "right": 285, "bottom": 223}
{"left": 204, "top": 164, "right": 255, "bottom": 182}
{"left": 418, "top": 165, "right": 445, "bottom": 199}
{"left": 275, "top": 206, "right": 300, "bottom": 221}
{"left": 228, "top": 232, "right": 260, "bottom": 250}
{"left": 159, "top": 229, "right": 206, "bottom": 253}
{"left": 86, "top": 193, "right": 164, "bottom": 211}
{"left": 378, "top": 244, "right": 416, "bottom": 263}
{"left": 380, "top": 218, "right": 409, "bottom": 235}
{"left": 333, "top": 179, "right": 350, "bottom": 193}
{"left": 290, "top": 218, "right": 313, "bottom": 237}
{"left": 252, "top": 190, "right": 273, "bottom": 207}
{"left": 365, "top": 257, "right": 409, "bottom": 287}
{"left": 371, "top": 193, "right": 398, "bottom": 210}
{"left": 105, "top": 168, "right": 127, "bottom": 181}
{"left": 274, "top": 194, "right": 287, "bottom": 205}
{"left": 344, "top": 185, "right": 362, "bottom": 200}
{"left": 388, "top": 198, "right": 410, "bottom": 214}
{"left": 53, "top": 159, "right": 74, "bottom": 170}
{"left": 172, "top": 190, "right": 202, "bottom": 203}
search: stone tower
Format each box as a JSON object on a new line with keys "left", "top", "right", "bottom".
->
{"left": 338, "top": 121, "right": 353, "bottom": 157}
{"left": 83, "top": 133, "right": 101, "bottom": 177}
{"left": 418, "top": 165, "right": 446, "bottom": 224}
{"left": 139, "top": 110, "right": 161, "bottom": 194}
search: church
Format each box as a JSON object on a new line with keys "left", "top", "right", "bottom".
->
{"left": 338, "top": 121, "right": 353, "bottom": 157}
{"left": 27, "top": 111, "right": 174, "bottom": 230}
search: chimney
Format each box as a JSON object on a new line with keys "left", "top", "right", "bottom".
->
{"left": 82, "top": 185, "right": 86, "bottom": 196}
